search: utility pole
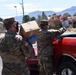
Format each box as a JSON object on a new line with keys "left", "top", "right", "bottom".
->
{"left": 20, "top": 0, "right": 24, "bottom": 19}
{"left": 22, "top": 0, "right": 24, "bottom": 18}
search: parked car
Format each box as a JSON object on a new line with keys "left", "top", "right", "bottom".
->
{"left": 53, "top": 31, "right": 76, "bottom": 75}
{"left": 26, "top": 43, "right": 38, "bottom": 74}
{"left": 26, "top": 31, "right": 76, "bottom": 75}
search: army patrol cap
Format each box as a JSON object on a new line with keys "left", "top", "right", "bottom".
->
{"left": 3, "top": 17, "right": 15, "bottom": 29}
{"left": 40, "top": 20, "right": 48, "bottom": 25}
{"left": 40, "top": 20, "right": 48, "bottom": 28}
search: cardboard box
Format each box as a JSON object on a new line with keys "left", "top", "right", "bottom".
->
{"left": 20, "top": 20, "right": 40, "bottom": 39}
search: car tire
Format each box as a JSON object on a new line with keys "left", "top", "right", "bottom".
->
{"left": 56, "top": 62, "right": 76, "bottom": 75}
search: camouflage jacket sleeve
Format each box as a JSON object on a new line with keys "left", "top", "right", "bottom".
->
{"left": 48, "top": 27, "right": 66, "bottom": 38}
{"left": 19, "top": 36, "right": 35, "bottom": 58}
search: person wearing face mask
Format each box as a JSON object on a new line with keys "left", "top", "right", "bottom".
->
{"left": 37, "top": 20, "right": 66, "bottom": 75}
{"left": 0, "top": 17, "right": 35, "bottom": 75}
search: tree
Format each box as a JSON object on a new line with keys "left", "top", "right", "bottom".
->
{"left": 22, "top": 15, "right": 30, "bottom": 23}
{"left": 48, "top": 15, "right": 51, "bottom": 17}
{"left": 37, "top": 15, "right": 42, "bottom": 26}
{"left": 0, "top": 17, "right": 3, "bottom": 21}
{"left": 63, "top": 13, "right": 71, "bottom": 17}
{"left": 22, "top": 15, "right": 37, "bottom": 23}
{"left": 41, "top": 11, "right": 48, "bottom": 20}
{"left": 30, "top": 17, "right": 36, "bottom": 21}
{"left": 52, "top": 13, "right": 56, "bottom": 16}
{"left": 73, "top": 12, "right": 76, "bottom": 16}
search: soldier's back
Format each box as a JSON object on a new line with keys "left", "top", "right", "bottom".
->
{"left": 0, "top": 32, "right": 30, "bottom": 75}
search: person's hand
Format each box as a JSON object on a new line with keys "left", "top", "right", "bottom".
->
{"left": 59, "top": 27, "right": 66, "bottom": 32}
{"left": 62, "top": 27, "right": 66, "bottom": 32}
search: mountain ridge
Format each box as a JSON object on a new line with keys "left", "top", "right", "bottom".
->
{"left": 15, "top": 6, "right": 76, "bottom": 23}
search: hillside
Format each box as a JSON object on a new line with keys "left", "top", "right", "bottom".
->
{"left": 14, "top": 6, "right": 76, "bottom": 23}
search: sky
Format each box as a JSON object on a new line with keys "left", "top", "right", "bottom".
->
{"left": 0, "top": 0, "right": 76, "bottom": 19}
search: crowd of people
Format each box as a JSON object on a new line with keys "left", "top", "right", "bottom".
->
{"left": 0, "top": 17, "right": 66, "bottom": 75}
{"left": 48, "top": 14, "right": 70, "bottom": 30}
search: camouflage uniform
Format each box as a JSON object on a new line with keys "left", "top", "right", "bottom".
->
{"left": 37, "top": 28, "right": 66, "bottom": 75}
{"left": 0, "top": 30, "right": 35, "bottom": 75}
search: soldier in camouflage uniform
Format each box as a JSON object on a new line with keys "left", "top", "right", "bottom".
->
{"left": 0, "top": 17, "right": 35, "bottom": 75}
{"left": 37, "top": 20, "right": 66, "bottom": 75}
